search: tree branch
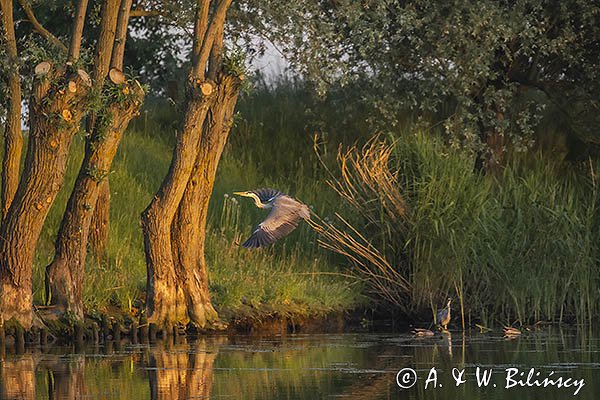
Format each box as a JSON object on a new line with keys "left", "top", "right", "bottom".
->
{"left": 86, "top": 0, "right": 120, "bottom": 134}
{"left": 207, "top": 18, "right": 224, "bottom": 80}
{"left": 110, "top": 0, "right": 133, "bottom": 70}
{"left": 191, "top": 0, "right": 232, "bottom": 80}
{"left": 191, "top": 0, "right": 211, "bottom": 72}
{"left": 0, "top": 0, "right": 18, "bottom": 60}
{"left": 92, "top": 0, "right": 120, "bottom": 87}
{"left": 68, "top": 0, "right": 90, "bottom": 62}
{"left": 16, "top": 0, "right": 67, "bottom": 53}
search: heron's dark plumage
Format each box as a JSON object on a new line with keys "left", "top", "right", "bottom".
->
{"left": 237, "top": 189, "right": 310, "bottom": 248}
{"left": 242, "top": 229, "right": 272, "bottom": 248}
{"left": 252, "top": 188, "right": 283, "bottom": 203}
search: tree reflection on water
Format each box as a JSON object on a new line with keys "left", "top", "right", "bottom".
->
{"left": 0, "top": 331, "right": 599, "bottom": 400}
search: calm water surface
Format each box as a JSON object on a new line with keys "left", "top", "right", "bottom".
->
{"left": 1, "top": 330, "right": 599, "bottom": 399}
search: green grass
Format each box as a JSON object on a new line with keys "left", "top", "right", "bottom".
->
{"left": 10, "top": 76, "right": 600, "bottom": 328}
{"left": 26, "top": 82, "right": 365, "bottom": 322}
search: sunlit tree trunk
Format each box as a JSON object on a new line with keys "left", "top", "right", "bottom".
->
{"left": 0, "top": 0, "right": 92, "bottom": 328}
{"left": 45, "top": 0, "right": 143, "bottom": 319}
{"left": 45, "top": 83, "right": 143, "bottom": 317}
{"left": 0, "top": 0, "right": 23, "bottom": 220}
{"left": 0, "top": 64, "right": 91, "bottom": 328}
{"left": 142, "top": 0, "right": 241, "bottom": 329}
{"left": 172, "top": 76, "right": 240, "bottom": 327}
{"left": 89, "top": 180, "right": 110, "bottom": 259}
{"left": 142, "top": 93, "right": 214, "bottom": 327}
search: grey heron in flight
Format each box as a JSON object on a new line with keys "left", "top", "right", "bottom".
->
{"left": 233, "top": 188, "right": 310, "bottom": 248}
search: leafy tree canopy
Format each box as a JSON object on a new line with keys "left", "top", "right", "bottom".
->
{"left": 6, "top": 0, "right": 600, "bottom": 153}
{"left": 257, "top": 0, "right": 600, "bottom": 152}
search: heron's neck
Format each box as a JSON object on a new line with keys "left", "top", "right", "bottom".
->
{"left": 248, "top": 193, "right": 269, "bottom": 208}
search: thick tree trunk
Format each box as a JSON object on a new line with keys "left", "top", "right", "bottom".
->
{"left": 45, "top": 0, "right": 134, "bottom": 319}
{"left": 89, "top": 179, "right": 110, "bottom": 259}
{"left": 0, "top": 66, "right": 91, "bottom": 328}
{"left": 142, "top": 90, "right": 214, "bottom": 327}
{"left": 88, "top": 0, "right": 133, "bottom": 259}
{"left": 0, "top": 0, "right": 23, "bottom": 219}
{"left": 45, "top": 79, "right": 144, "bottom": 318}
{"left": 143, "top": 0, "right": 236, "bottom": 330}
{"left": 171, "top": 75, "right": 240, "bottom": 328}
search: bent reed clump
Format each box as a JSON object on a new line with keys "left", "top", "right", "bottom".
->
{"left": 315, "top": 132, "right": 600, "bottom": 327}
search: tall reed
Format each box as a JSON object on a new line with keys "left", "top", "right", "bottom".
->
{"left": 316, "top": 132, "right": 600, "bottom": 325}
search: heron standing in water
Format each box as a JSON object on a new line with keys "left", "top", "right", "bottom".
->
{"left": 436, "top": 298, "right": 452, "bottom": 331}
{"left": 233, "top": 188, "right": 310, "bottom": 248}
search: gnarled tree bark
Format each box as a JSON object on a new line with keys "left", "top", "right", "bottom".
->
{"left": 45, "top": 79, "right": 144, "bottom": 317}
{"left": 142, "top": 88, "right": 215, "bottom": 326}
{"left": 45, "top": 0, "right": 143, "bottom": 319}
{"left": 142, "top": 0, "right": 240, "bottom": 329}
{"left": 0, "top": 64, "right": 92, "bottom": 328}
{"left": 89, "top": 179, "right": 110, "bottom": 259}
{"left": 171, "top": 75, "right": 240, "bottom": 328}
{"left": 0, "top": 0, "right": 91, "bottom": 330}
{"left": 0, "top": 0, "right": 23, "bottom": 219}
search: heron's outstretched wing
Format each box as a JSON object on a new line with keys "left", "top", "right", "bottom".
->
{"left": 242, "top": 195, "right": 310, "bottom": 248}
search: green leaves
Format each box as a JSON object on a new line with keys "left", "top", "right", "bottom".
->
{"left": 267, "top": 0, "right": 600, "bottom": 151}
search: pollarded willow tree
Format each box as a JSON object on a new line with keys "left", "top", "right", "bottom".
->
{"left": 0, "top": 0, "right": 147, "bottom": 329}
{"left": 0, "top": 0, "right": 94, "bottom": 328}
{"left": 141, "top": 0, "right": 243, "bottom": 330}
{"left": 45, "top": 0, "right": 146, "bottom": 321}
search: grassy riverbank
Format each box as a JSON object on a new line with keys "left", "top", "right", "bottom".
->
{"left": 7, "top": 76, "right": 600, "bottom": 329}
{"left": 30, "top": 81, "right": 366, "bottom": 324}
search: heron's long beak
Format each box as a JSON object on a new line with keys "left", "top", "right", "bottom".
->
{"left": 233, "top": 191, "right": 249, "bottom": 197}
